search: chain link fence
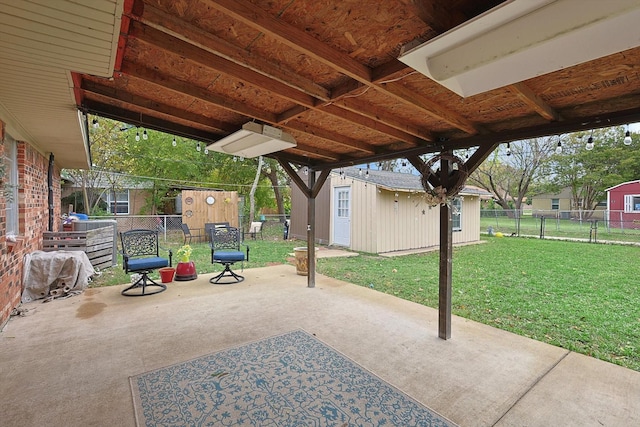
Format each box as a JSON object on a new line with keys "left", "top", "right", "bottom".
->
{"left": 481, "top": 210, "right": 640, "bottom": 244}
{"left": 87, "top": 210, "right": 640, "bottom": 247}
{"left": 87, "top": 214, "right": 290, "bottom": 245}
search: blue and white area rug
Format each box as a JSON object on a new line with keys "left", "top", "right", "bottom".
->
{"left": 130, "top": 330, "right": 457, "bottom": 426}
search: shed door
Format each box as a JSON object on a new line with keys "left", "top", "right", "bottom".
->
{"left": 333, "top": 186, "right": 351, "bottom": 246}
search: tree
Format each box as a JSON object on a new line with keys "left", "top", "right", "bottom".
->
{"left": 261, "top": 158, "right": 290, "bottom": 220}
{"left": 65, "top": 117, "right": 296, "bottom": 218}
{"left": 121, "top": 128, "right": 216, "bottom": 214}
{"left": 64, "top": 119, "right": 130, "bottom": 214}
{"left": 545, "top": 126, "right": 639, "bottom": 218}
{"left": 468, "top": 137, "right": 558, "bottom": 212}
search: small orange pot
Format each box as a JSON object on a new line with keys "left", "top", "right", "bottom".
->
{"left": 159, "top": 267, "right": 176, "bottom": 283}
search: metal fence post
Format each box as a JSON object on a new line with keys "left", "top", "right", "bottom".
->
{"left": 589, "top": 220, "right": 598, "bottom": 243}
{"left": 540, "top": 216, "right": 545, "bottom": 239}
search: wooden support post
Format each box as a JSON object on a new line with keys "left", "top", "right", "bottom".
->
{"left": 307, "top": 169, "right": 316, "bottom": 288}
{"left": 276, "top": 158, "right": 330, "bottom": 289}
{"left": 439, "top": 201, "right": 453, "bottom": 339}
{"left": 439, "top": 157, "right": 453, "bottom": 340}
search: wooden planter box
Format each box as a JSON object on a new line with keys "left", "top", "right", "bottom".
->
{"left": 43, "top": 226, "right": 116, "bottom": 270}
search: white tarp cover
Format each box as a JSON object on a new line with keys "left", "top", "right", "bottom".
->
{"left": 22, "top": 251, "right": 96, "bottom": 303}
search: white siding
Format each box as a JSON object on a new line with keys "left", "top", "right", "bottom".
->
{"left": 0, "top": 0, "right": 123, "bottom": 168}
{"left": 330, "top": 173, "right": 483, "bottom": 253}
{"left": 346, "top": 178, "right": 377, "bottom": 253}
{"left": 371, "top": 191, "right": 480, "bottom": 253}
{"left": 453, "top": 195, "right": 481, "bottom": 245}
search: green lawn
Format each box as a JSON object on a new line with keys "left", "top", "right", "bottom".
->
{"left": 317, "top": 237, "right": 640, "bottom": 371}
{"left": 92, "top": 233, "right": 640, "bottom": 371}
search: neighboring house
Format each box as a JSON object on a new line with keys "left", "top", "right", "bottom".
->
{"left": 290, "top": 167, "right": 491, "bottom": 254}
{"left": 606, "top": 180, "right": 640, "bottom": 229}
{"left": 530, "top": 187, "right": 574, "bottom": 218}
{"left": 61, "top": 172, "right": 154, "bottom": 216}
{"left": 531, "top": 187, "right": 605, "bottom": 220}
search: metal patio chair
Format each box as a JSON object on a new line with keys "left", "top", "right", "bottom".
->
{"left": 247, "top": 221, "right": 264, "bottom": 240}
{"left": 209, "top": 226, "right": 249, "bottom": 284}
{"left": 120, "top": 229, "right": 172, "bottom": 296}
{"left": 181, "top": 223, "right": 203, "bottom": 244}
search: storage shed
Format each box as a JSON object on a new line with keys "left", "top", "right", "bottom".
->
{"left": 606, "top": 180, "right": 640, "bottom": 229}
{"left": 290, "top": 167, "right": 490, "bottom": 254}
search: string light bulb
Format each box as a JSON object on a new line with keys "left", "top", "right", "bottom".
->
{"left": 506, "top": 142, "right": 511, "bottom": 156}
{"left": 624, "top": 128, "right": 632, "bottom": 146}
{"left": 135, "top": 130, "right": 140, "bottom": 141}
{"left": 92, "top": 118, "right": 99, "bottom": 129}
{"left": 555, "top": 140, "right": 562, "bottom": 154}
{"left": 142, "top": 129, "right": 148, "bottom": 140}
{"left": 585, "top": 131, "right": 594, "bottom": 151}
{"left": 196, "top": 142, "right": 201, "bottom": 152}
{"left": 204, "top": 148, "right": 209, "bottom": 154}
{"left": 172, "top": 136, "right": 177, "bottom": 147}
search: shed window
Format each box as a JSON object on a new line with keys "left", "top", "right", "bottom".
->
{"left": 551, "top": 198, "right": 560, "bottom": 210}
{"left": 624, "top": 194, "right": 640, "bottom": 212}
{"left": 104, "top": 190, "right": 130, "bottom": 215}
{"left": 452, "top": 197, "right": 462, "bottom": 231}
{"left": 337, "top": 189, "right": 349, "bottom": 218}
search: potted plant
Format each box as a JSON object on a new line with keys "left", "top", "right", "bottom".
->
{"left": 174, "top": 244, "right": 197, "bottom": 281}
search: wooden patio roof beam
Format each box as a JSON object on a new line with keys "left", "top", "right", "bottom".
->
{"left": 321, "top": 104, "right": 425, "bottom": 147}
{"left": 127, "top": 21, "right": 317, "bottom": 108}
{"left": 205, "top": 0, "right": 371, "bottom": 83}
{"left": 330, "top": 95, "right": 435, "bottom": 142}
{"left": 128, "top": 19, "right": 426, "bottom": 147}
{"left": 208, "top": 0, "right": 480, "bottom": 135}
{"left": 133, "top": 3, "right": 331, "bottom": 101}
{"left": 81, "top": 80, "right": 233, "bottom": 134}
{"left": 285, "top": 122, "right": 378, "bottom": 155}
{"left": 82, "top": 100, "right": 223, "bottom": 143}
{"left": 510, "top": 82, "right": 561, "bottom": 122}
{"left": 119, "top": 62, "right": 279, "bottom": 124}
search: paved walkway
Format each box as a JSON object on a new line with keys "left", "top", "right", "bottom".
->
{"left": 1, "top": 264, "right": 638, "bottom": 426}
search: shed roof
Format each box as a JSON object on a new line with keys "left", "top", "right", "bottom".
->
{"left": 605, "top": 180, "right": 640, "bottom": 192}
{"left": 338, "top": 166, "right": 492, "bottom": 197}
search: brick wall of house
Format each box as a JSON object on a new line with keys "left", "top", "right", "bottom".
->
{"left": 0, "top": 120, "right": 61, "bottom": 328}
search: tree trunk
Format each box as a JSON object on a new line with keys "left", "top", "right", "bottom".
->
{"left": 248, "top": 156, "right": 263, "bottom": 224}
{"left": 265, "top": 167, "right": 286, "bottom": 221}
{"left": 81, "top": 174, "right": 90, "bottom": 215}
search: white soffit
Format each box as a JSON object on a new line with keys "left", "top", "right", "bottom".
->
{"left": 207, "top": 122, "right": 297, "bottom": 158}
{"left": 0, "top": 0, "right": 123, "bottom": 168}
{"left": 398, "top": 0, "right": 640, "bottom": 97}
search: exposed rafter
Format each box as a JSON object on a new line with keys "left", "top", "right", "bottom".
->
{"left": 205, "top": 0, "right": 481, "bottom": 136}
{"left": 73, "top": 0, "right": 640, "bottom": 171}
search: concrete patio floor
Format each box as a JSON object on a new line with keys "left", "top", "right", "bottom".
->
{"left": 1, "top": 264, "right": 638, "bottom": 427}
